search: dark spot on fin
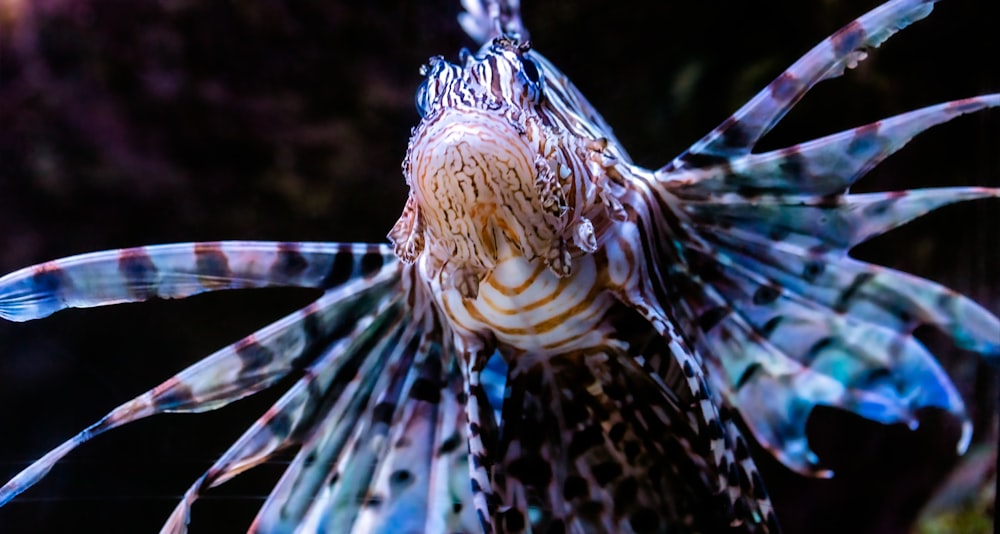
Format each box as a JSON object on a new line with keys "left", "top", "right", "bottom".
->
{"left": 698, "top": 306, "right": 731, "bottom": 332}
{"left": 118, "top": 248, "right": 158, "bottom": 298}
{"left": 273, "top": 243, "right": 308, "bottom": 278}
{"left": 752, "top": 285, "right": 781, "bottom": 305}
{"left": 321, "top": 250, "right": 355, "bottom": 289}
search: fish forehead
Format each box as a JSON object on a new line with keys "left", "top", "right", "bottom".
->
{"left": 418, "top": 39, "right": 540, "bottom": 121}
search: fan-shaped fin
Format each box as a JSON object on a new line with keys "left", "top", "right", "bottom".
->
{"left": 246, "top": 313, "right": 424, "bottom": 532}
{"left": 663, "top": 0, "right": 942, "bottom": 172}
{"left": 700, "top": 234, "right": 1000, "bottom": 357}
{"left": 665, "top": 96, "right": 1000, "bottom": 197}
{"left": 161, "top": 292, "right": 405, "bottom": 533}
{"left": 684, "top": 187, "right": 998, "bottom": 252}
{"left": 0, "top": 265, "right": 400, "bottom": 508}
{"left": 0, "top": 241, "right": 394, "bottom": 321}
{"left": 246, "top": 294, "right": 478, "bottom": 534}
{"left": 492, "top": 337, "right": 776, "bottom": 532}
{"left": 637, "top": 2, "right": 1000, "bottom": 478}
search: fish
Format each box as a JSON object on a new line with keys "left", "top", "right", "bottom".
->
{"left": 0, "top": 0, "right": 996, "bottom": 532}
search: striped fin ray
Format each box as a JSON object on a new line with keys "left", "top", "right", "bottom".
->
{"left": 676, "top": 163, "right": 1000, "bottom": 356}
{"left": 642, "top": 162, "right": 999, "bottom": 475}
{"left": 665, "top": 95, "right": 1000, "bottom": 198}
{"left": 678, "top": 245, "right": 971, "bottom": 473}
{"left": 161, "top": 287, "right": 405, "bottom": 533}
{"left": 621, "top": 301, "right": 779, "bottom": 531}
{"left": 279, "top": 321, "right": 426, "bottom": 532}
{"left": 491, "top": 331, "right": 776, "bottom": 532}
{"left": 684, "top": 187, "right": 999, "bottom": 252}
{"left": 637, "top": 15, "right": 1000, "bottom": 474}
{"left": 711, "top": 233, "right": 1000, "bottom": 356}
{"left": 0, "top": 264, "right": 400, "bottom": 508}
{"left": 304, "top": 345, "right": 470, "bottom": 533}
{"left": 703, "top": 228, "right": 999, "bottom": 373}
{"left": 659, "top": 95, "right": 1000, "bottom": 358}
{"left": 636, "top": 111, "right": 1000, "bottom": 478}
{"left": 661, "top": 0, "right": 940, "bottom": 172}
{"left": 246, "top": 300, "right": 418, "bottom": 532}
{"left": 607, "top": 223, "right": 779, "bottom": 529}
{"left": 351, "top": 340, "right": 475, "bottom": 533}
{"left": 250, "top": 284, "right": 478, "bottom": 533}
{"left": 0, "top": 241, "right": 394, "bottom": 321}
{"left": 630, "top": 201, "right": 976, "bottom": 477}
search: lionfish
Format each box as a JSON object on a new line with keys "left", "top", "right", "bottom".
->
{"left": 0, "top": 0, "right": 997, "bottom": 531}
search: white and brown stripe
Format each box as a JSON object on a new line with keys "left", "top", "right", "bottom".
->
{"left": 390, "top": 22, "right": 773, "bottom": 532}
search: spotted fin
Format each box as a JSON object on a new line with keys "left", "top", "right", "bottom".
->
{"left": 657, "top": 110, "right": 1000, "bottom": 474}
{"left": 0, "top": 241, "right": 394, "bottom": 321}
{"left": 0, "top": 250, "right": 401, "bottom": 510}
{"left": 248, "top": 306, "right": 478, "bottom": 534}
{"left": 347, "top": 348, "right": 476, "bottom": 534}
{"left": 246, "top": 307, "right": 419, "bottom": 533}
{"left": 661, "top": 0, "right": 941, "bottom": 172}
{"left": 161, "top": 288, "right": 407, "bottom": 532}
{"left": 489, "top": 324, "right": 777, "bottom": 532}
{"left": 665, "top": 245, "right": 975, "bottom": 473}
{"left": 642, "top": 1, "right": 1000, "bottom": 477}
{"left": 665, "top": 97, "right": 1000, "bottom": 198}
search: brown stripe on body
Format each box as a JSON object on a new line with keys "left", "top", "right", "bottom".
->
{"left": 478, "top": 264, "right": 574, "bottom": 315}
{"left": 538, "top": 306, "right": 615, "bottom": 352}
{"left": 456, "top": 256, "right": 609, "bottom": 338}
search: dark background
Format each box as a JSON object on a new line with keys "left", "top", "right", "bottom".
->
{"left": 0, "top": 1, "right": 997, "bottom": 532}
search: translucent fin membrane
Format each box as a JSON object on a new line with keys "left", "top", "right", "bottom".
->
{"left": 0, "top": 241, "right": 395, "bottom": 321}
{"left": 642, "top": 1, "right": 999, "bottom": 476}
{"left": 0, "top": 264, "right": 400, "bottom": 508}
{"left": 662, "top": 0, "right": 942, "bottom": 172}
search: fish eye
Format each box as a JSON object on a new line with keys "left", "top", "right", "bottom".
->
{"left": 415, "top": 79, "right": 430, "bottom": 118}
{"left": 522, "top": 56, "right": 540, "bottom": 84}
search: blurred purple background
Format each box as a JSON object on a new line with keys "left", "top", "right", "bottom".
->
{"left": 0, "top": 0, "right": 997, "bottom": 532}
